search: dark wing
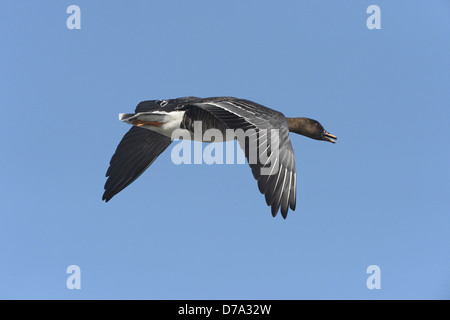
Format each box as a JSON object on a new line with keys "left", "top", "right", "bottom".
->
{"left": 191, "top": 98, "right": 296, "bottom": 218}
{"left": 103, "top": 126, "right": 172, "bottom": 202}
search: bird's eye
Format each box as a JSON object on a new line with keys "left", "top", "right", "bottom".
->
{"left": 160, "top": 100, "right": 168, "bottom": 107}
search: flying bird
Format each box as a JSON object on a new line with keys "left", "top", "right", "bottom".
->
{"left": 103, "top": 97, "right": 337, "bottom": 218}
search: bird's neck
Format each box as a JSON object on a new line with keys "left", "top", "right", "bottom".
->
{"left": 286, "top": 117, "right": 308, "bottom": 135}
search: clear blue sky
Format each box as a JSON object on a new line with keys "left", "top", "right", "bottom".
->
{"left": 1, "top": 1, "right": 449, "bottom": 299}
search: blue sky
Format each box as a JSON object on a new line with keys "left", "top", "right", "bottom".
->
{"left": 1, "top": 1, "right": 449, "bottom": 299}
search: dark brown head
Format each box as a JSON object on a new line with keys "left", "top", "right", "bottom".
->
{"left": 287, "top": 117, "right": 337, "bottom": 143}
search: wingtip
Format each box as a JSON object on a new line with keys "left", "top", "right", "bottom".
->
{"left": 290, "top": 203, "right": 296, "bottom": 211}
{"left": 271, "top": 204, "right": 279, "bottom": 217}
{"left": 270, "top": 204, "right": 289, "bottom": 219}
{"left": 102, "top": 192, "right": 111, "bottom": 202}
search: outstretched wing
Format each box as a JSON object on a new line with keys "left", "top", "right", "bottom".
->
{"left": 103, "top": 126, "right": 172, "bottom": 202}
{"left": 191, "top": 98, "right": 296, "bottom": 218}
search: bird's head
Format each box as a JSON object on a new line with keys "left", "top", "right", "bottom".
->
{"left": 287, "top": 117, "right": 337, "bottom": 143}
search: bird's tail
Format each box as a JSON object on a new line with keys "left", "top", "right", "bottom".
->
{"left": 119, "top": 113, "right": 135, "bottom": 121}
{"left": 119, "top": 112, "right": 169, "bottom": 126}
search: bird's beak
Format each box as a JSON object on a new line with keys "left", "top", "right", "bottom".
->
{"left": 323, "top": 131, "right": 337, "bottom": 143}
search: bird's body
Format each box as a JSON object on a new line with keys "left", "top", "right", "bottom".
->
{"left": 103, "top": 96, "right": 337, "bottom": 218}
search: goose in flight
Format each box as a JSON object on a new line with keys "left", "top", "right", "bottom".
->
{"left": 103, "top": 97, "right": 337, "bottom": 218}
